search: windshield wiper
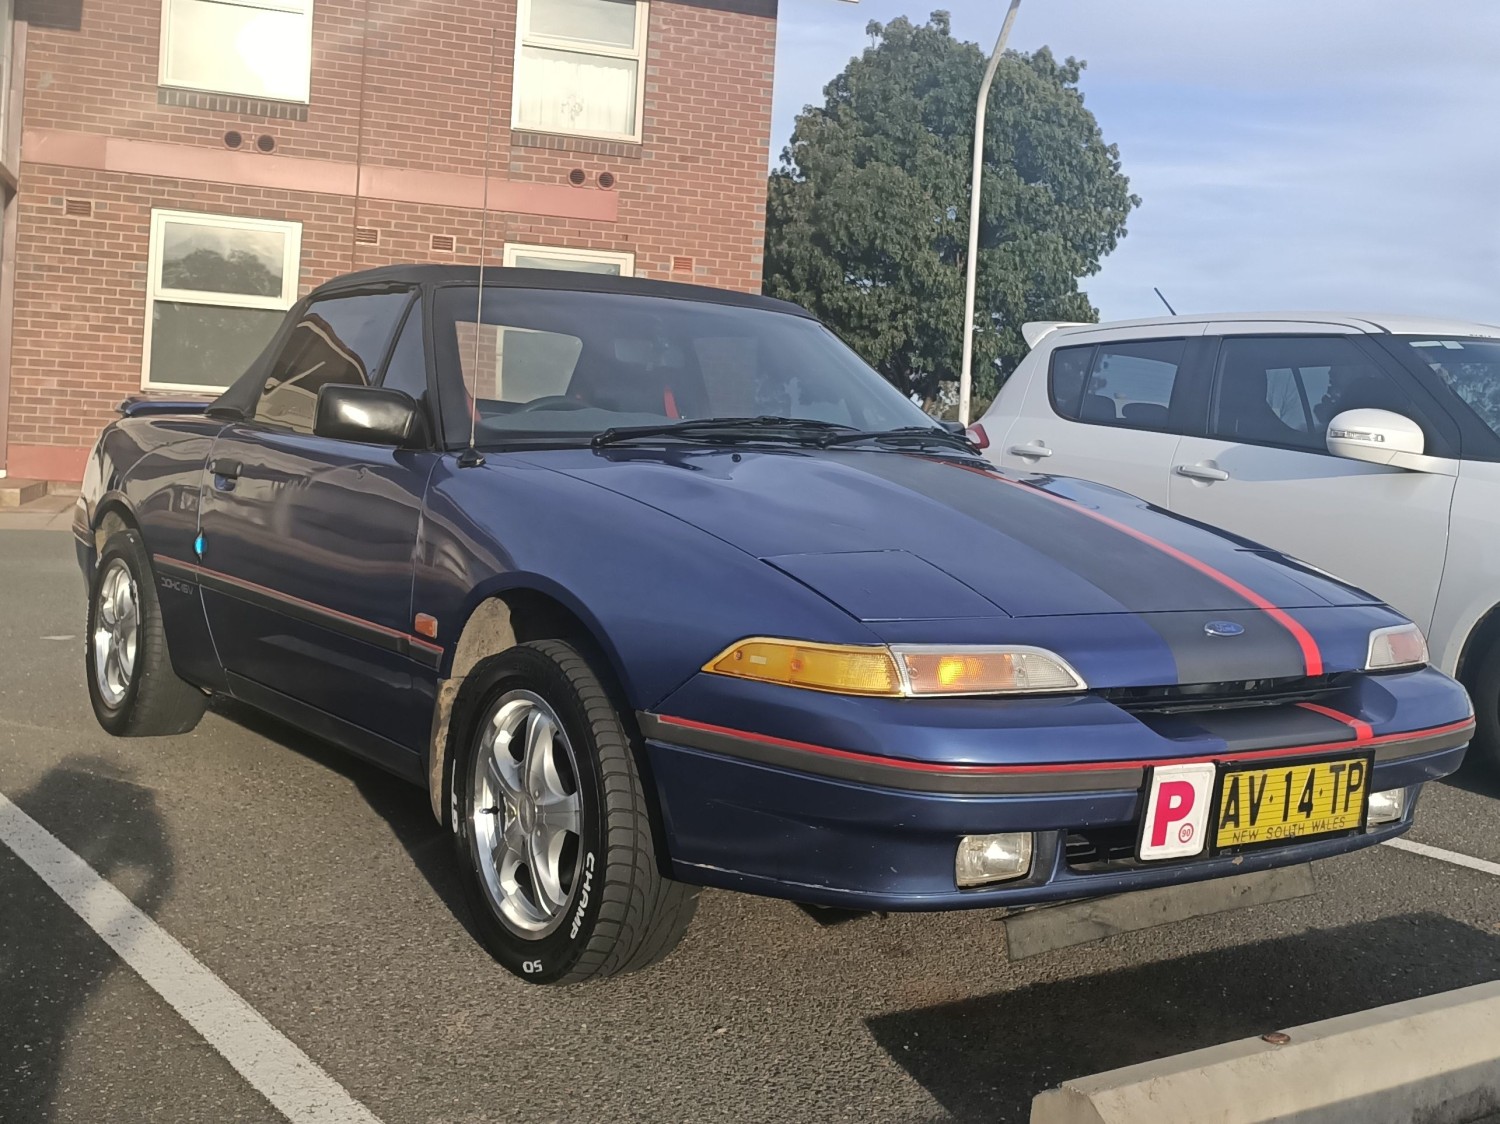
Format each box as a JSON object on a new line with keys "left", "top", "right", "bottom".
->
{"left": 591, "top": 416, "right": 856, "bottom": 449}
{"left": 816, "top": 426, "right": 980, "bottom": 455}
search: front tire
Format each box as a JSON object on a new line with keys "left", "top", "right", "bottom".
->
{"left": 450, "top": 640, "right": 698, "bottom": 984}
{"left": 85, "top": 530, "right": 207, "bottom": 737}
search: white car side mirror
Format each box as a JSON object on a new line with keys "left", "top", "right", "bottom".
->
{"left": 1326, "top": 408, "right": 1426, "bottom": 468}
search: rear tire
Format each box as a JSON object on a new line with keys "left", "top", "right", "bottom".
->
{"left": 1466, "top": 642, "right": 1500, "bottom": 772}
{"left": 450, "top": 640, "right": 698, "bottom": 984}
{"left": 85, "top": 530, "right": 207, "bottom": 737}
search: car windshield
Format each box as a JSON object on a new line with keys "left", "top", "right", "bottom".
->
{"left": 1400, "top": 335, "right": 1500, "bottom": 440}
{"left": 431, "top": 285, "right": 936, "bottom": 446}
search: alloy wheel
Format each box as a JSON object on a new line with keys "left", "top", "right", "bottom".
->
{"left": 92, "top": 558, "right": 140, "bottom": 709}
{"left": 468, "top": 690, "right": 584, "bottom": 937}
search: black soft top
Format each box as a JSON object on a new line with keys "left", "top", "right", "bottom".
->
{"left": 209, "top": 265, "right": 814, "bottom": 419}
{"left": 311, "top": 265, "right": 813, "bottom": 317}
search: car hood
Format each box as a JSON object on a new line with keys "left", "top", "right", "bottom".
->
{"left": 528, "top": 446, "right": 1378, "bottom": 622}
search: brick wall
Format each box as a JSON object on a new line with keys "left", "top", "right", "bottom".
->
{"left": 5, "top": 0, "right": 777, "bottom": 478}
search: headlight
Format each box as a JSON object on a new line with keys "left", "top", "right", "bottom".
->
{"left": 1366, "top": 623, "right": 1428, "bottom": 671}
{"left": 704, "top": 638, "right": 1087, "bottom": 697}
{"left": 892, "top": 645, "right": 1086, "bottom": 696}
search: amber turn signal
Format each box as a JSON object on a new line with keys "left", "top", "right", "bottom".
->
{"left": 706, "top": 639, "right": 902, "bottom": 696}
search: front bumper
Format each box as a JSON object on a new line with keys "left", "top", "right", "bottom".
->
{"left": 640, "top": 666, "right": 1472, "bottom": 910}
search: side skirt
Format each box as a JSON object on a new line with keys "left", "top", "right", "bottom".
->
{"left": 225, "top": 672, "right": 426, "bottom": 787}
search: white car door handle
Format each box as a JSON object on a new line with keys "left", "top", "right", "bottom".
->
{"left": 1007, "top": 443, "right": 1053, "bottom": 459}
{"left": 1176, "top": 463, "right": 1230, "bottom": 482}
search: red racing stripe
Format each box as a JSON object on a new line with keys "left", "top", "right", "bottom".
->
{"left": 154, "top": 555, "right": 445, "bottom": 655}
{"left": 1297, "top": 702, "right": 1375, "bottom": 743}
{"left": 655, "top": 714, "right": 1472, "bottom": 777}
{"left": 943, "top": 462, "right": 1325, "bottom": 677}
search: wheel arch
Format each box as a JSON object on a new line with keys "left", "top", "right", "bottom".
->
{"left": 1456, "top": 601, "right": 1500, "bottom": 689}
{"left": 91, "top": 494, "right": 139, "bottom": 550}
{"left": 425, "top": 579, "right": 640, "bottom": 825}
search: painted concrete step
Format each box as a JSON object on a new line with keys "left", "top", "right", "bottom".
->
{"left": 0, "top": 479, "right": 49, "bottom": 508}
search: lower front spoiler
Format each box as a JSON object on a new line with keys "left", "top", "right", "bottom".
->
{"left": 644, "top": 740, "right": 1466, "bottom": 912}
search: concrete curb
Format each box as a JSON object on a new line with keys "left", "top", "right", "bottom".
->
{"left": 1002, "top": 865, "right": 1315, "bottom": 960}
{"left": 1031, "top": 980, "right": 1500, "bottom": 1124}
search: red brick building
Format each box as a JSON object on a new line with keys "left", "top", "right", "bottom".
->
{"left": 0, "top": 0, "right": 776, "bottom": 482}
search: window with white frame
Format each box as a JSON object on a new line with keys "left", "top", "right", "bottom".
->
{"left": 512, "top": 0, "right": 648, "bottom": 142}
{"left": 0, "top": 0, "right": 14, "bottom": 153}
{"left": 159, "top": 0, "right": 314, "bottom": 103}
{"left": 503, "top": 243, "right": 635, "bottom": 276}
{"left": 145, "top": 211, "right": 302, "bottom": 391}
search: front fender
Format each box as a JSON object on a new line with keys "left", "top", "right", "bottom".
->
{"left": 414, "top": 455, "right": 880, "bottom": 713}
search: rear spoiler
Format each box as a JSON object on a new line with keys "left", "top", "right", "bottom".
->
{"left": 1021, "top": 321, "right": 1088, "bottom": 349}
{"left": 117, "top": 394, "right": 213, "bottom": 418}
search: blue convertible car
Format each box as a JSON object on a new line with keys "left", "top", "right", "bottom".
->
{"left": 77, "top": 267, "right": 1474, "bottom": 983}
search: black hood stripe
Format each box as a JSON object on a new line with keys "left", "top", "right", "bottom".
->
{"left": 940, "top": 462, "right": 1325, "bottom": 677}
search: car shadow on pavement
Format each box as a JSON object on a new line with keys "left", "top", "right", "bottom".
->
{"left": 867, "top": 912, "right": 1500, "bottom": 1124}
{"left": 0, "top": 756, "right": 174, "bottom": 1124}
{"left": 208, "top": 699, "right": 481, "bottom": 942}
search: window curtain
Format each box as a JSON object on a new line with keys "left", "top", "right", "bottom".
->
{"left": 515, "top": 47, "right": 637, "bottom": 137}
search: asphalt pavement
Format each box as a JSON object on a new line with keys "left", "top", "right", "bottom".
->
{"left": 2, "top": 528, "right": 1498, "bottom": 1124}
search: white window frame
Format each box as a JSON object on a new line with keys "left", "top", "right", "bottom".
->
{"left": 511, "top": 0, "right": 649, "bottom": 143}
{"left": 503, "top": 243, "right": 636, "bottom": 276}
{"left": 158, "top": 0, "right": 315, "bottom": 104}
{"left": 0, "top": 0, "right": 14, "bottom": 156}
{"left": 142, "top": 209, "right": 303, "bottom": 391}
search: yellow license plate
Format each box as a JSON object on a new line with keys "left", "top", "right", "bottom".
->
{"left": 1213, "top": 755, "right": 1371, "bottom": 851}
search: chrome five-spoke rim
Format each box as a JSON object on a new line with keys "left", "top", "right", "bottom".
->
{"left": 93, "top": 558, "right": 140, "bottom": 709}
{"left": 469, "top": 691, "right": 584, "bottom": 937}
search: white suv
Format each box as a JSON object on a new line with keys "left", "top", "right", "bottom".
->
{"left": 975, "top": 312, "right": 1500, "bottom": 767}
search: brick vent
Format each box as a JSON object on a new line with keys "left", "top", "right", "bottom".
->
{"left": 158, "top": 87, "right": 310, "bottom": 122}
{"left": 671, "top": 255, "right": 694, "bottom": 273}
{"left": 354, "top": 227, "right": 380, "bottom": 245}
{"left": 63, "top": 198, "right": 93, "bottom": 217}
{"left": 430, "top": 234, "right": 457, "bottom": 254}
{"left": 511, "top": 131, "right": 642, "bottom": 161}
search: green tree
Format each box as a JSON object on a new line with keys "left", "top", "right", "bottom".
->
{"left": 764, "top": 13, "right": 1138, "bottom": 413}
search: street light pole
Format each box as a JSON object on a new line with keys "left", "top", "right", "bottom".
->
{"left": 958, "top": 0, "right": 1023, "bottom": 426}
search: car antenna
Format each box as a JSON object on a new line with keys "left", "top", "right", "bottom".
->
{"left": 1153, "top": 287, "right": 1178, "bottom": 316}
{"left": 459, "top": 13, "right": 499, "bottom": 469}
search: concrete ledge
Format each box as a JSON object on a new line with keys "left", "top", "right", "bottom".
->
{"left": 0, "top": 479, "right": 49, "bottom": 507}
{"left": 1003, "top": 865, "right": 1316, "bottom": 960}
{"left": 1031, "top": 980, "right": 1500, "bottom": 1124}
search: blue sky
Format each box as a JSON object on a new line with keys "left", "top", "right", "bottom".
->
{"left": 770, "top": 0, "right": 1500, "bottom": 323}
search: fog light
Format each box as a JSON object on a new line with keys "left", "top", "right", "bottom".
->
{"left": 1368, "top": 786, "right": 1414, "bottom": 826}
{"left": 956, "top": 833, "right": 1033, "bottom": 888}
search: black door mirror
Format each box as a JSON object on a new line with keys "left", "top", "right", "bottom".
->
{"left": 314, "top": 384, "right": 425, "bottom": 447}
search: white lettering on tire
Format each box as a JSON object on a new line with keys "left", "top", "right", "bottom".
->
{"left": 522, "top": 959, "right": 544, "bottom": 974}
{"left": 569, "top": 852, "right": 596, "bottom": 939}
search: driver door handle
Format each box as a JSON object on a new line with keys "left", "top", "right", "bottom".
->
{"left": 1175, "top": 463, "right": 1230, "bottom": 482}
{"left": 208, "top": 457, "right": 242, "bottom": 480}
{"left": 1007, "top": 443, "right": 1053, "bottom": 459}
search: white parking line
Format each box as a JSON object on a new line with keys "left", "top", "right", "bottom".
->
{"left": 0, "top": 792, "right": 384, "bottom": 1124}
{"left": 1384, "top": 837, "right": 1500, "bottom": 878}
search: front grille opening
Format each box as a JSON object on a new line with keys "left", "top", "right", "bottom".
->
{"left": 1095, "top": 673, "right": 1357, "bottom": 715}
{"left": 1064, "top": 827, "right": 1140, "bottom": 870}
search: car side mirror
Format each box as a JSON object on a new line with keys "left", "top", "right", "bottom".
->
{"left": 314, "top": 384, "right": 425, "bottom": 448}
{"left": 1325, "top": 409, "right": 1427, "bottom": 470}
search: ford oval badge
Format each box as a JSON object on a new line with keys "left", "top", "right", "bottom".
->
{"left": 1204, "top": 620, "right": 1245, "bottom": 638}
